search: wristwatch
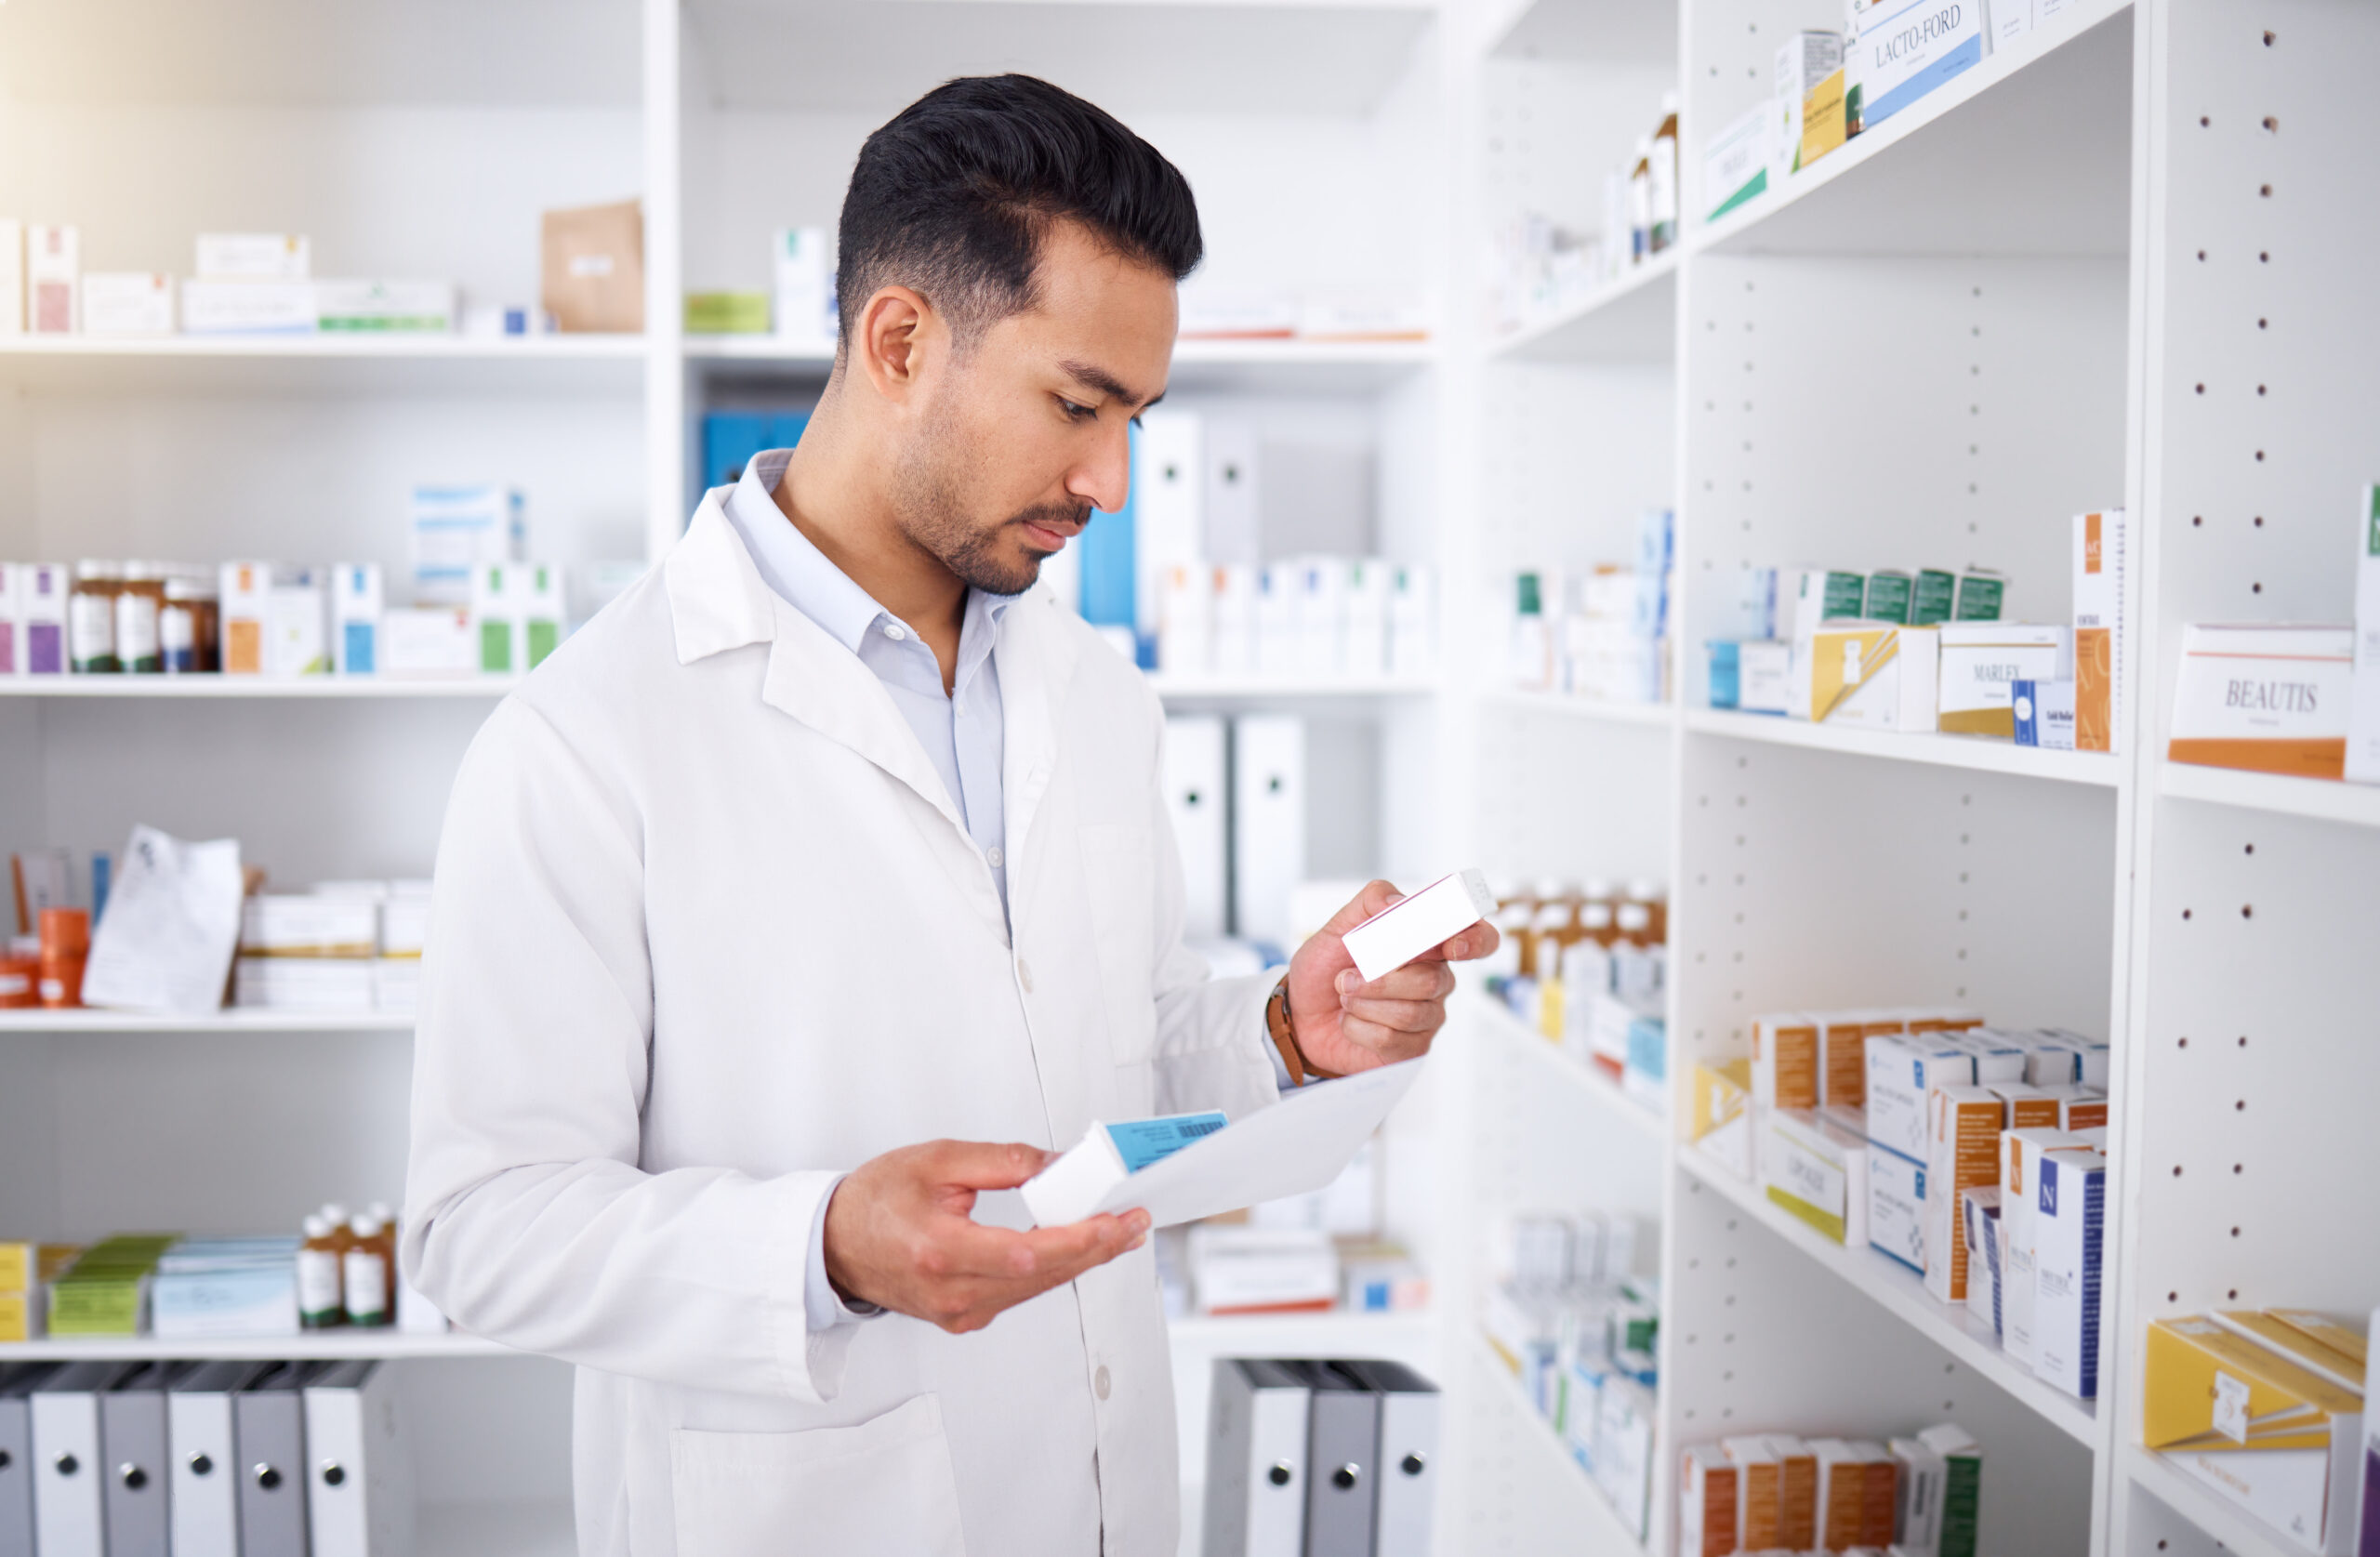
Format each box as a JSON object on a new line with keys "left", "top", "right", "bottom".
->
{"left": 1266, "top": 976, "right": 1342, "bottom": 1087}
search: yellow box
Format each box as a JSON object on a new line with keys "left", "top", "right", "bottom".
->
{"left": 2212, "top": 1311, "right": 2366, "bottom": 1395}
{"left": 2146, "top": 1317, "right": 2363, "bottom": 1552}
{"left": 1691, "top": 1060, "right": 1753, "bottom": 1178}
{"left": 1801, "top": 69, "right": 1848, "bottom": 167}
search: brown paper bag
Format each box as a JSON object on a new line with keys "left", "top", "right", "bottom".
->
{"left": 541, "top": 199, "right": 644, "bottom": 334}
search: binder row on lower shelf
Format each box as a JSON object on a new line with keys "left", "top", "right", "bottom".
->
{"left": 2, "top": 1357, "right": 406, "bottom": 1557}
{"left": 1201, "top": 1357, "right": 1440, "bottom": 1557}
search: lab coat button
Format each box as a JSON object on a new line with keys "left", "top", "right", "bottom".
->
{"left": 883, "top": 623, "right": 906, "bottom": 641}
{"left": 1093, "top": 1366, "right": 1111, "bottom": 1401}
{"left": 986, "top": 846, "right": 1004, "bottom": 869}
{"left": 1017, "top": 959, "right": 1034, "bottom": 993}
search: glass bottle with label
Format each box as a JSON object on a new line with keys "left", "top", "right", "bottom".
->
{"left": 298, "top": 1214, "right": 346, "bottom": 1328}
{"left": 70, "top": 561, "right": 123, "bottom": 674}
{"left": 343, "top": 1214, "right": 391, "bottom": 1326}
{"left": 115, "top": 564, "right": 166, "bottom": 674}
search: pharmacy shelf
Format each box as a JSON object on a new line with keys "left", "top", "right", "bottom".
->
{"left": 1482, "top": 0, "right": 1677, "bottom": 66}
{"left": 1690, "top": 0, "right": 2132, "bottom": 259}
{"left": 0, "top": 677, "right": 521, "bottom": 699}
{"left": 1676, "top": 1148, "right": 2100, "bottom": 1447}
{"left": 1471, "top": 995, "right": 1667, "bottom": 1148}
{"left": 1144, "top": 674, "right": 1440, "bottom": 702}
{"left": 1682, "top": 707, "right": 2123, "bottom": 787}
{"left": 0, "top": 334, "right": 647, "bottom": 393}
{"left": 2157, "top": 760, "right": 2380, "bottom": 830}
{"left": 1487, "top": 254, "right": 1677, "bottom": 364}
{"left": 2117, "top": 1445, "right": 2298, "bottom": 1557}
{"left": 0, "top": 1330, "right": 506, "bottom": 1363}
{"left": 0, "top": 1009, "right": 410, "bottom": 1035}
{"left": 417, "top": 1501, "right": 577, "bottom": 1557}
{"left": 1165, "top": 1307, "right": 1435, "bottom": 1352}
{"left": 688, "top": 334, "right": 1439, "bottom": 395}
{"left": 1472, "top": 1337, "right": 1651, "bottom": 1556}
{"left": 1479, "top": 688, "right": 1673, "bottom": 729}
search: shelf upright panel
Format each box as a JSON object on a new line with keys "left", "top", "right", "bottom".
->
{"left": 2109, "top": 6, "right": 2380, "bottom": 1556}
{"left": 645, "top": 0, "right": 688, "bottom": 562}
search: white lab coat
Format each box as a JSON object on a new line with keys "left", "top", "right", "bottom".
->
{"left": 403, "top": 489, "right": 1283, "bottom": 1557}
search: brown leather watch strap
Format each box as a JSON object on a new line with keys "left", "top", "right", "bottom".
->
{"left": 1265, "top": 976, "right": 1341, "bottom": 1087}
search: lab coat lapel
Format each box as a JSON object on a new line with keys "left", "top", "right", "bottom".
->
{"left": 996, "top": 587, "right": 1081, "bottom": 915}
{"left": 666, "top": 495, "right": 970, "bottom": 840}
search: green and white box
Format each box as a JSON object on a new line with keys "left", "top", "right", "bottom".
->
{"left": 1706, "top": 102, "right": 1772, "bottom": 221}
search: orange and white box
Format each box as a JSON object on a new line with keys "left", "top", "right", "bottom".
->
{"left": 1924, "top": 1085, "right": 2003, "bottom": 1303}
{"left": 2168, "top": 623, "right": 2354, "bottom": 780}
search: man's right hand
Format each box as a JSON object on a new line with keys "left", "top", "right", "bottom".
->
{"left": 822, "top": 1139, "right": 1150, "bottom": 1334}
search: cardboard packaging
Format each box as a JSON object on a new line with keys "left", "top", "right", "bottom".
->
{"left": 1923, "top": 1085, "right": 2003, "bottom": 1303}
{"left": 1754, "top": 1011, "right": 1821, "bottom": 1111}
{"left": 541, "top": 199, "right": 645, "bottom": 334}
{"left": 1341, "top": 869, "right": 1493, "bottom": 983}
{"left": 1963, "top": 1185, "right": 2004, "bottom": 1332}
{"left": 1923, "top": 1424, "right": 1983, "bottom": 1557}
{"left": 1764, "top": 1108, "right": 1868, "bottom": 1245}
{"left": 1680, "top": 1443, "right": 1739, "bottom": 1557}
{"left": 1777, "top": 33, "right": 1846, "bottom": 173}
{"left": 315, "top": 279, "right": 453, "bottom": 333}
{"left": 1867, "top": 1139, "right": 1926, "bottom": 1273}
{"left": 410, "top": 484, "right": 523, "bottom": 605}
{"left": 2072, "top": 510, "right": 2125, "bottom": 752}
{"left": 28, "top": 224, "right": 78, "bottom": 334}
{"left": 2168, "top": 623, "right": 2354, "bottom": 779}
{"left": 2350, "top": 485, "right": 2380, "bottom": 784}
{"left": 196, "top": 234, "right": 310, "bottom": 280}
{"left": 2032, "top": 1146, "right": 2105, "bottom": 1398}
{"left": 1706, "top": 103, "right": 1772, "bottom": 221}
{"left": 180, "top": 279, "right": 316, "bottom": 336}
{"left": 2014, "top": 678, "right": 2077, "bottom": 748}
{"left": 1866, "top": 1033, "right": 1975, "bottom": 1164}
{"left": 1937, "top": 623, "right": 2069, "bottom": 736}
{"left": 771, "top": 226, "right": 836, "bottom": 345}
{"left": 332, "top": 564, "right": 383, "bottom": 676}
{"left": 1846, "top": 0, "right": 1987, "bottom": 136}
{"left": 265, "top": 568, "right": 331, "bottom": 676}
{"left": 1690, "top": 1059, "right": 1754, "bottom": 1178}
{"left": 218, "top": 563, "right": 270, "bottom": 674}
{"left": 1801, "top": 622, "right": 1940, "bottom": 729}
{"left": 380, "top": 607, "right": 476, "bottom": 678}
{"left": 2147, "top": 1315, "right": 2364, "bottom": 1552}
{"left": 81, "top": 273, "right": 175, "bottom": 336}
{"left": 1738, "top": 640, "right": 1792, "bottom": 714}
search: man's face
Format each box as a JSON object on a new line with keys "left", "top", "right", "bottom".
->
{"left": 888, "top": 221, "right": 1176, "bottom": 597}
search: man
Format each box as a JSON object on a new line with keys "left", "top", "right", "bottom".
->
{"left": 403, "top": 74, "right": 1492, "bottom": 1556}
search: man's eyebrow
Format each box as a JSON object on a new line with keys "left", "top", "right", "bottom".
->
{"left": 1057, "top": 358, "right": 1160, "bottom": 410}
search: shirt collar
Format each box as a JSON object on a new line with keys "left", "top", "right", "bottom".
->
{"left": 721, "top": 447, "right": 1013, "bottom": 664}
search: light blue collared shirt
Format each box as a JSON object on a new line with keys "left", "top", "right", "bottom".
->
{"left": 720, "top": 448, "right": 1296, "bottom": 1336}
{"left": 725, "top": 448, "right": 1013, "bottom": 916}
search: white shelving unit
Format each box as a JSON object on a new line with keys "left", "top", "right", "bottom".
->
{"left": 1454, "top": 0, "right": 2379, "bottom": 1554}
{"left": 6, "top": 1, "right": 2372, "bottom": 1554}
{"left": 0, "top": 4, "right": 1462, "bottom": 1555}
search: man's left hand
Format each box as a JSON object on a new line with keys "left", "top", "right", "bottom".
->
{"left": 1280, "top": 878, "right": 1501, "bottom": 1076}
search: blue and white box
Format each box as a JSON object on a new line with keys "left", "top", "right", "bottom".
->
{"left": 332, "top": 564, "right": 382, "bottom": 676}
{"left": 1867, "top": 1142, "right": 1927, "bottom": 1273}
{"left": 1847, "top": 0, "right": 1987, "bottom": 135}
{"left": 410, "top": 484, "right": 523, "bottom": 606}
{"left": 2013, "top": 678, "right": 2076, "bottom": 748}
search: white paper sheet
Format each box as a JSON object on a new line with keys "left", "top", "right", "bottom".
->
{"left": 1051, "top": 1056, "right": 1427, "bottom": 1229}
{"left": 80, "top": 825, "right": 245, "bottom": 1014}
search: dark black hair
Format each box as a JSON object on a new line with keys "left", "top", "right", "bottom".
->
{"left": 836, "top": 74, "right": 1202, "bottom": 352}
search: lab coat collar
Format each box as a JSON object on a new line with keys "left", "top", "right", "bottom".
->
{"left": 666, "top": 491, "right": 972, "bottom": 842}
{"left": 991, "top": 580, "right": 1079, "bottom": 919}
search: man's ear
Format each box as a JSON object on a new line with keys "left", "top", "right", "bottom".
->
{"left": 854, "top": 285, "right": 943, "bottom": 409}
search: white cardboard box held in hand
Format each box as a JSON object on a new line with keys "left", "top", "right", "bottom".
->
{"left": 1021, "top": 1057, "right": 1426, "bottom": 1228}
{"left": 1340, "top": 868, "right": 1495, "bottom": 983}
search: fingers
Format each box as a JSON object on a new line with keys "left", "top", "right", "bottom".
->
{"left": 1333, "top": 1011, "right": 1436, "bottom": 1064}
{"left": 1336, "top": 994, "right": 1448, "bottom": 1036}
{"left": 924, "top": 1213, "right": 1153, "bottom": 1334}
{"left": 928, "top": 1208, "right": 1148, "bottom": 1281}
{"left": 926, "top": 1139, "right": 1054, "bottom": 1192}
{"left": 1322, "top": 877, "right": 1406, "bottom": 935}
{"left": 1333, "top": 960, "right": 1457, "bottom": 1005}
{"left": 1435, "top": 919, "right": 1501, "bottom": 963}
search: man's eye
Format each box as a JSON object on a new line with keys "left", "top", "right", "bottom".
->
{"left": 1059, "top": 399, "right": 1097, "bottom": 421}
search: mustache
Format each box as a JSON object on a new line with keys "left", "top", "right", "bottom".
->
{"left": 1010, "top": 501, "right": 1094, "bottom": 537}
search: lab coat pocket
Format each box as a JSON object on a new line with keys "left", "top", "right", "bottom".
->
{"left": 670, "top": 1394, "right": 968, "bottom": 1557}
{"left": 1078, "top": 823, "right": 1157, "bottom": 1066}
